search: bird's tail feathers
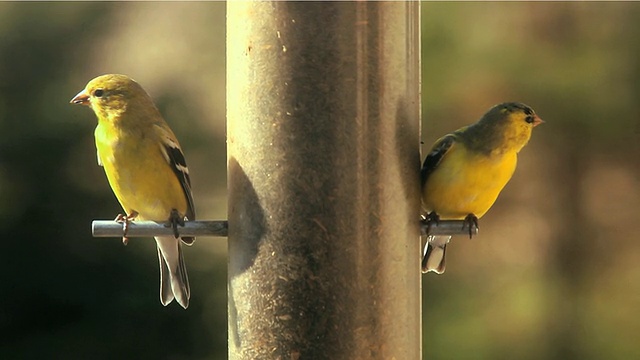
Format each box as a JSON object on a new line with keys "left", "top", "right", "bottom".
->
{"left": 422, "top": 235, "right": 451, "bottom": 274}
{"left": 156, "top": 236, "right": 190, "bottom": 309}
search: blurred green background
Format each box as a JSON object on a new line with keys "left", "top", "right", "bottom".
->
{"left": 0, "top": 2, "right": 638, "bottom": 359}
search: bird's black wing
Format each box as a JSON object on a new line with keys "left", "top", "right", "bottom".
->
{"left": 164, "top": 143, "right": 196, "bottom": 220}
{"left": 157, "top": 126, "right": 196, "bottom": 245}
{"left": 164, "top": 141, "right": 196, "bottom": 245}
{"left": 420, "top": 134, "right": 456, "bottom": 187}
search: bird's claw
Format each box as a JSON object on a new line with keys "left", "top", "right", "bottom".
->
{"left": 425, "top": 211, "right": 441, "bottom": 224}
{"left": 114, "top": 211, "right": 138, "bottom": 245}
{"left": 164, "top": 208, "right": 185, "bottom": 239}
{"left": 463, "top": 213, "right": 479, "bottom": 239}
{"left": 424, "top": 211, "right": 440, "bottom": 235}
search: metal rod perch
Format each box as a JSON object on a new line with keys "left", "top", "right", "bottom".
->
{"left": 92, "top": 220, "right": 229, "bottom": 238}
{"left": 92, "top": 219, "right": 471, "bottom": 239}
{"left": 420, "top": 219, "right": 479, "bottom": 237}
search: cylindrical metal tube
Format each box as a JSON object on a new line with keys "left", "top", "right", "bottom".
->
{"left": 420, "top": 220, "right": 480, "bottom": 237}
{"left": 91, "top": 220, "right": 228, "bottom": 238}
{"left": 227, "top": 2, "right": 421, "bottom": 359}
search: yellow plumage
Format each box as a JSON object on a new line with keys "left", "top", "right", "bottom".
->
{"left": 94, "top": 123, "right": 188, "bottom": 221}
{"left": 422, "top": 141, "right": 517, "bottom": 219}
{"left": 71, "top": 74, "right": 195, "bottom": 308}
{"left": 421, "top": 102, "right": 543, "bottom": 274}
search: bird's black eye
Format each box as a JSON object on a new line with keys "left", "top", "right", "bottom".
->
{"left": 94, "top": 89, "right": 104, "bottom": 97}
{"left": 525, "top": 115, "right": 534, "bottom": 123}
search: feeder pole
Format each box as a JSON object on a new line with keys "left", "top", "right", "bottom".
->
{"left": 227, "top": 2, "right": 421, "bottom": 359}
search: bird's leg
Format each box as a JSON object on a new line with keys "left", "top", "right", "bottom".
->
{"left": 463, "top": 213, "right": 479, "bottom": 239}
{"left": 164, "top": 208, "right": 185, "bottom": 239}
{"left": 114, "top": 211, "right": 139, "bottom": 245}
{"left": 424, "top": 211, "right": 441, "bottom": 236}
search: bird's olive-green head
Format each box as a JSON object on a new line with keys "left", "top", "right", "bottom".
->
{"left": 460, "top": 102, "right": 543, "bottom": 155}
{"left": 70, "top": 74, "right": 157, "bottom": 124}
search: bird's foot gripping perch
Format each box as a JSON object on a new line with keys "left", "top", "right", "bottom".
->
{"left": 424, "top": 211, "right": 440, "bottom": 235}
{"left": 463, "top": 213, "right": 479, "bottom": 239}
{"left": 114, "top": 211, "right": 139, "bottom": 245}
{"left": 165, "top": 208, "right": 185, "bottom": 239}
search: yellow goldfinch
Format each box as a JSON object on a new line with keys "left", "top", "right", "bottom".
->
{"left": 71, "top": 74, "right": 195, "bottom": 308}
{"left": 421, "top": 102, "right": 543, "bottom": 274}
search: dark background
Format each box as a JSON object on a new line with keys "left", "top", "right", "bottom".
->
{"left": 0, "top": 2, "right": 638, "bottom": 359}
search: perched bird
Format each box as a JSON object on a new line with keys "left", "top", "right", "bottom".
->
{"left": 71, "top": 74, "right": 195, "bottom": 308}
{"left": 421, "top": 102, "right": 543, "bottom": 274}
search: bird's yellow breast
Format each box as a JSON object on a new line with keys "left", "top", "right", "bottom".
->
{"left": 95, "top": 124, "right": 187, "bottom": 222}
{"left": 422, "top": 143, "right": 517, "bottom": 219}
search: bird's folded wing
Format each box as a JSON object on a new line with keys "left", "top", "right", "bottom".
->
{"left": 421, "top": 134, "right": 456, "bottom": 186}
{"left": 155, "top": 124, "right": 197, "bottom": 244}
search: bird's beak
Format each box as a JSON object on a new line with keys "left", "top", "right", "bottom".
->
{"left": 532, "top": 115, "right": 544, "bottom": 127}
{"left": 70, "top": 90, "right": 90, "bottom": 106}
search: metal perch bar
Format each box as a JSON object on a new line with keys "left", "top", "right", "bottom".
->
{"left": 92, "top": 220, "right": 229, "bottom": 238}
{"left": 420, "top": 219, "right": 479, "bottom": 237}
{"left": 92, "top": 219, "right": 469, "bottom": 239}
